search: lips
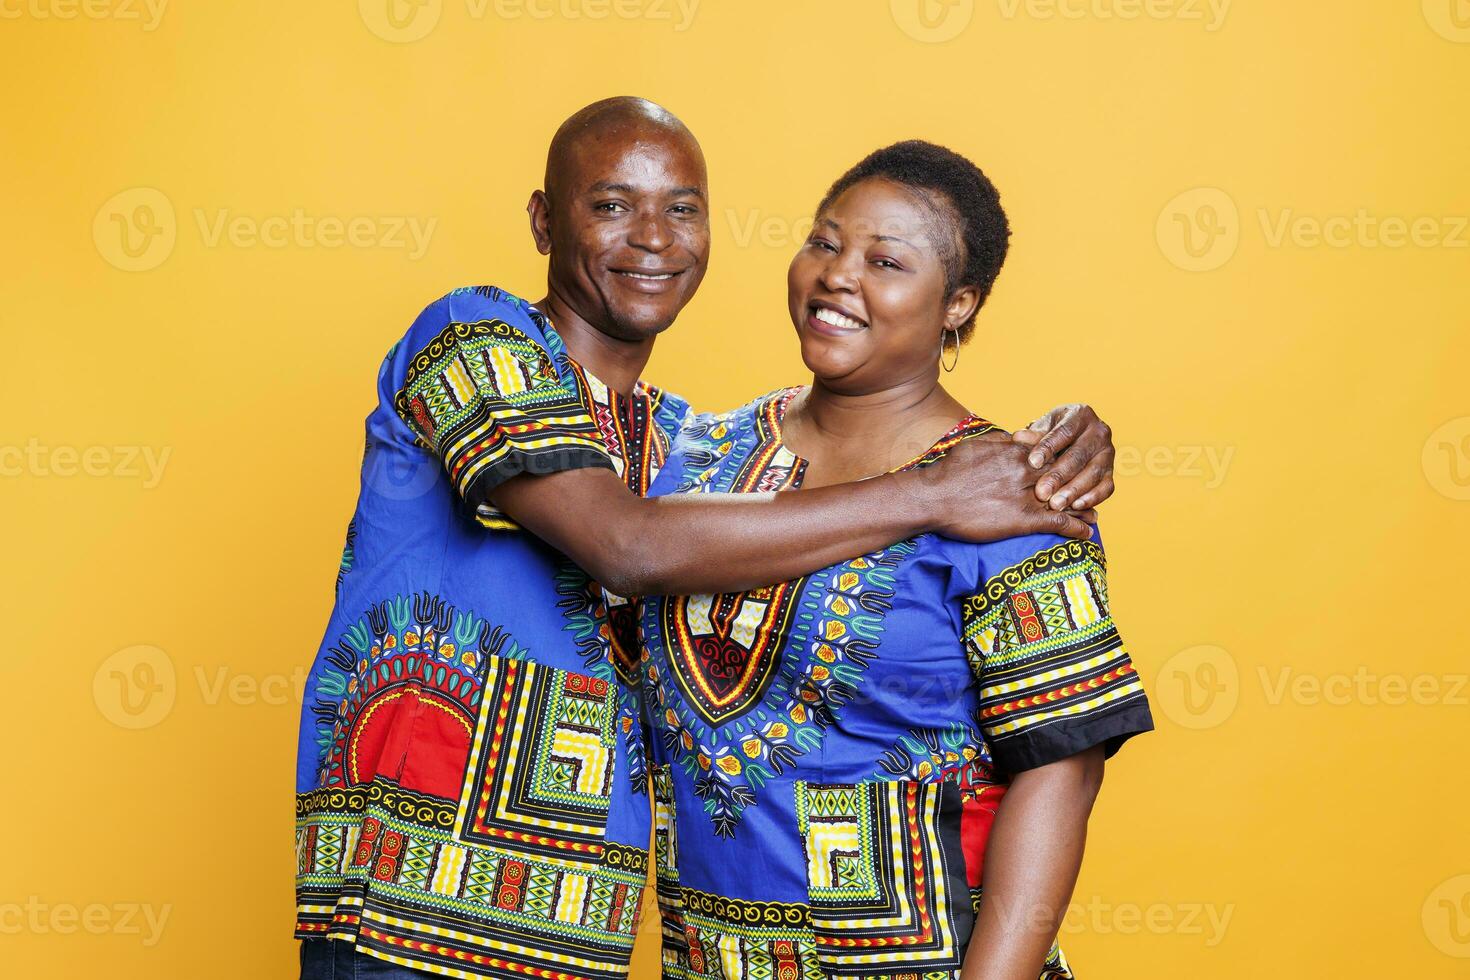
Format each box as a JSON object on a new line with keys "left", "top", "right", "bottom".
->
{"left": 610, "top": 266, "right": 688, "bottom": 294}
{"left": 806, "top": 299, "right": 868, "bottom": 335}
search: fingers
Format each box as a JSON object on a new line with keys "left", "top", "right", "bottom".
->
{"left": 1026, "top": 420, "right": 1077, "bottom": 471}
{"left": 1034, "top": 416, "right": 1112, "bottom": 503}
{"left": 1026, "top": 405, "right": 1096, "bottom": 470}
{"left": 1067, "top": 507, "right": 1099, "bottom": 524}
{"left": 1025, "top": 406, "right": 1065, "bottom": 433}
{"left": 1041, "top": 509, "right": 1094, "bottom": 540}
{"left": 1071, "top": 476, "right": 1115, "bottom": 511}
{"left": 1010, "top": 428, "right": 1043, "bottom": 447}
{"left": 1035, "top": 448, "right": 1082, "bottom": 502}
{"left": 1045, "top": 449, "right": 1116, "bottom": 510}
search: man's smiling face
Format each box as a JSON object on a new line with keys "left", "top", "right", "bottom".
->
{"left": 534, "top": 113, "right": 710, "bottom": 343}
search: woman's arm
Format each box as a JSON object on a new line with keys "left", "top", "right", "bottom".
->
{"left": 961, "top": 747, "right": 1107, "bottom": 980}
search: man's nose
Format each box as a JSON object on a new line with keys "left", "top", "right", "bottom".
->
{"left": 627, "top": 209, "right": 673, "bottom": 252}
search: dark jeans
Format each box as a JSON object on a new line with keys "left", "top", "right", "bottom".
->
{"left": 299, "top": 940, "right": 442, "bottom": 979}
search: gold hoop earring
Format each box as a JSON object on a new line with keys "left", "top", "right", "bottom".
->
{"left": 940, "top": 327, "right": 960, "bottom": 373}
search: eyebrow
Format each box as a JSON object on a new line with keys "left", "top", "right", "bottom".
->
{"left": 817, "top": 217, "right": 917, "bottom": 249}
{"left": 588, "top": 181, "right": 706, "bottom": 200}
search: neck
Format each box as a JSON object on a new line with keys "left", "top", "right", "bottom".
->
{"left": 795, "top": 370, "right": 963, "bottom": 446}
{"left": 535, "top": 284, "right": 655, "bottom": 396}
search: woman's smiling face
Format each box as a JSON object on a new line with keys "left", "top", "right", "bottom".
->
{"left": 787, "top": 176, "right": 976, "bottom": 394}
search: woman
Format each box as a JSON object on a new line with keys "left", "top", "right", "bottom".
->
{"left": 639, "top": 142, "right": 1153, "bottom": 979}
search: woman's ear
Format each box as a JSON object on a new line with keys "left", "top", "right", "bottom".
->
{"left": 943, "top": 285, "right": 981, "bottom": 333}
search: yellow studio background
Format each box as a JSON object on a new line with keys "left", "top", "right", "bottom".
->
{"left": 2, "top": 1, "right": 1467, "bottom": 976}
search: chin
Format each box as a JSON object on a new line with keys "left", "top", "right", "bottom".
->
{"left": 798, "top": 342, "right": 861, "bottom": 382}
{"left": 605, "top": 305, "right": 680, "bottom": 342}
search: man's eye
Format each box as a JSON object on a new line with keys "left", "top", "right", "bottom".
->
{"left": 669, "top": 204, "right": 699, "bottom": 216}
{"left": 594, "top": 202, "right": 629, "bottom": 213}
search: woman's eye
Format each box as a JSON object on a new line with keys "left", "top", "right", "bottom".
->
{"left": 809, "top": 239, "right": 837, "bottom": 253}
{"left": 873, "top": 258, "right": 901, "bottom": 270}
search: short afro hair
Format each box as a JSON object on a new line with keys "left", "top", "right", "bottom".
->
{"left": 816, "top": 140, "right": 1009, "bottom": 342}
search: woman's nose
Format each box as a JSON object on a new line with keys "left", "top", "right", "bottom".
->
{"left": 818, "top": 253, "right": 860, "bottom": 292}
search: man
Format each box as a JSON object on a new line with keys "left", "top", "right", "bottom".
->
{"left": 294, "top": 97, "right": 1117, "bottom": 980}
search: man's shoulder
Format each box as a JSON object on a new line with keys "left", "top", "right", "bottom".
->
{"left": 389, "top": 285, "right": 556, "bottom": 360}
{"left": 410, "top": 284, "right": 541, "bottom": 334}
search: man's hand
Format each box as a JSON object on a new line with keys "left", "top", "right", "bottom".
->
{"left": 1011, "top": 404, "right": 1116, "bottom": 512}
{"left": 918, "top": 435, "right": 1098, "bottom": 543}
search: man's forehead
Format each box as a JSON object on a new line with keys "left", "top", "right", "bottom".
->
{"left": 562, "top": 132, "right": 706, "bottom": 196}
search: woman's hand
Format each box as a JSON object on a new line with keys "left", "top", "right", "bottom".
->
{"left": 1011, "top": 404, "right": 1117, "bottom": 511}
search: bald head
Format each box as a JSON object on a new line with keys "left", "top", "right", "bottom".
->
{"left": 544, "top": 96, "right": 703, "bottom": 205}
{"left": 528, "top": 96, "right": 711, "bottom": 344}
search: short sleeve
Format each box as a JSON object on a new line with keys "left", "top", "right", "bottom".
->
{"left": 390, "top": 288, "right": 615, "bottom": 513}
{"left": 960, "top": 537, "right": 1153, "bottom": 773}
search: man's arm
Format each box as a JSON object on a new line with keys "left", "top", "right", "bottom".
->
{"left": 960, "top": 747, "right": 1106, "bottom": 980}
{"left": 491, "top": 434, "right": 1094, "bottom": 597}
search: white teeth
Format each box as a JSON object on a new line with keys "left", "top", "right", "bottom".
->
{"left": 814, "top": 306, "right": 864, "bottom": 330}
{"left": 620, "top": 271, "right": 676, "bottom": 280}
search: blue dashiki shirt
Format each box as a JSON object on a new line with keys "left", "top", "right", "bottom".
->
{"left": 639, "top": 387, "right": 1154, "bottom": 980}
{"left": 294, "top": 286, "right": 688, "bottom": 979}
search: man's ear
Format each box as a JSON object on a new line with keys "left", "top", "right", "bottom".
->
{"left": 527, "top": 190, "right": 553, "bottom": 255}
{"left": 943, "top": 285, "right": 981, "bottom": 333}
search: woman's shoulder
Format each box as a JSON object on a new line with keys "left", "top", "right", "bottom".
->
{"left": 900, "top": 413, "right": 1004, "bottom": 471}
{"left": 678, "top": 385, "right": 804, "bottom": 440}
{"left": 648, "top": 387, "right": 803, "bottom": 496}
{"left": 954, "top": 532, "right": 1110, "bottom": 623}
